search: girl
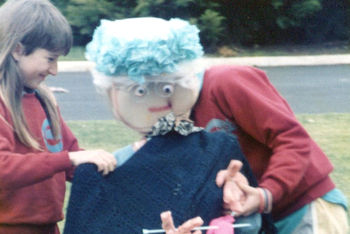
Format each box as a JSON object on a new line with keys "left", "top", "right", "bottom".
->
{"left": 0, "top": 0, "right": 116, "bottom": 233}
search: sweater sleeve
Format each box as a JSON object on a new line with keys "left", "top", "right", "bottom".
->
{"left": 59, "top": 114, "right": 81, "bottom": 181}
{"left": 210, "top": 65, "right": 313, "bottom": 204}
{"left": 0, "top": 141, "right": 72, "bottom": 190}
{"left": 0, "top": 107, "right": 74, "bottom": 190}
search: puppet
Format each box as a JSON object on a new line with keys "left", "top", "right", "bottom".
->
{"left": 64, "top": 17, "right": 271, "bottom": 234}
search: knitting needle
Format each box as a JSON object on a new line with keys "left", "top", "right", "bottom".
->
{"left": 143, "top": 225, "right": 217, "bottom": 234}
{"left": 142, "top": 223, "right": 251, "bottom": 234}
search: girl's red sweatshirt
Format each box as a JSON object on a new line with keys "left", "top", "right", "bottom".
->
{"left": 0, "top": 92, "right": 79, "bottom": 233}
{"left": 191, "top": 65, "right": 334, "bottom": 220}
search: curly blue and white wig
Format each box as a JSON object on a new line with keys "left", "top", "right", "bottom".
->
{"left": 86, "top": 17, "right": 204, "bottom": 91}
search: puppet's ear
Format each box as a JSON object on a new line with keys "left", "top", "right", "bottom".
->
{"left": 171, "top": 79, "right": 201, "bottom": 117}
{"left": 11, "top": 43, "right": 25, "bottom": 61}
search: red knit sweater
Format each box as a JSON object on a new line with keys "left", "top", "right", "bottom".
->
{"left": 0, "top": 92, "right": 79, "bottom": 233}
{"left": 191, "top": 65, "right": 334, "bottom": 220}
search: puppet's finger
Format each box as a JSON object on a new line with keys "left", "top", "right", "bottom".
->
{"left": 223, "top": 180, "right": 244, "bottom": 213}
{"left": 216, "top": 160, "right": 243, "bottom": 187}
{"left": 215, "top": 169, "right": 227, "bottom": 187}
{"left": 161, "top": 211, "right": 176, "bottom": 233}
{"left": 226, "top": 160, "right": 243, "bottom": 179}
{"left": 177, "top": 216, "right": 203, "bottom": 234}
{"left": 236, "top": 181, "right": 256, "bottom": 194}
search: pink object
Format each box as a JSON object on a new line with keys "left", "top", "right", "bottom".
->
{"left": 207, "top": 215, "right": 235, "bottom": 234}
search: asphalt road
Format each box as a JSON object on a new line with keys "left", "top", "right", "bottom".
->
{"left": 264, "top": 65, "right": 350, "bottom": 114}
{"left": 46, "top": 65, "right": 350, "bottom": 121}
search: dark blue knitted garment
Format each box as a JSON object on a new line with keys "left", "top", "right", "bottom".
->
{"left": 64, "top": 131, "right": 257, "bottom": 234}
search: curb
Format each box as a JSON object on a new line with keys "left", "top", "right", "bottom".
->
{"left": 58, "top": 54, "right": 350, "bottom": 73}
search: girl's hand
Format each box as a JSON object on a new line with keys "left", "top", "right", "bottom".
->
{"left": 160, "top": 211, "right": 203, "bottom": 234}
{"left": 216, "top": 160, "right": 248, "bottom": 213}
{"left": 69, "top": 149, "right": 117, "bottom": 175}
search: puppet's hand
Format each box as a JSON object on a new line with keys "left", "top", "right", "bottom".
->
{"left": 160, "top": 211, "right": 203, "bottom": 234}
{"left": 69, "top": 149, "right": 117, "bottom": 175}
{"left": 216, "top": 160, "right": 249, "bottom": 214}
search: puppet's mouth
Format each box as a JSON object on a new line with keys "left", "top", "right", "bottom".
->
{"left": 148, "top": 103, "right": 172, "bottom": 112}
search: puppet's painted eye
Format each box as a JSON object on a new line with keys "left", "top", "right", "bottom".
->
{"left": 160, "top": 84, "right": 174, "bottom": 97}
{"left": 134, "top": 86, "right": 147, "bottom": 97}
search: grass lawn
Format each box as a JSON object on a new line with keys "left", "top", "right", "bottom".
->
{"left": 58, "top": 113, "right": 350, "bottom": 231}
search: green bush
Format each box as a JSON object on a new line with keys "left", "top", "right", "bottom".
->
{"left": 1, "top": 0, "right": 349, "bottom": 51}
{"left": 195, "top": 9, "right": 225, "bottom": 52}
{"left": 64, "top": 0, "right": 137, "bottom": 45}
{"left": 271, "top": 0, "right": 348, "bottom": 44}
{"left": 61, "top": 0, "right": 228, "bottom": 52}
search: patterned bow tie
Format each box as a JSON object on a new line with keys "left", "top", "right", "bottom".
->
{"left": 146, "top": 112, "right": 202, "bottom": 138}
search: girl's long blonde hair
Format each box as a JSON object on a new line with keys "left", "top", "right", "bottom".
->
{"left": 0, "top": 0, "right": 73, "bottom": 150}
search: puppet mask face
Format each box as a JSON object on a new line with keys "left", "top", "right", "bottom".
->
{"left": 109, "top": 78, "right": 200, "bottom": 135}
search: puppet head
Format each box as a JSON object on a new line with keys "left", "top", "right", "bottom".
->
{"left": 87, "top": 17, "right": 204, "bottom": 135}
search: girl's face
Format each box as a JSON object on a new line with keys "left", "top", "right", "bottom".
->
{"left": 12, "top": 47, "right": 60, "bottom": 89}
{"left": 109, "top": 80, "right": 200, "bottom": 134}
